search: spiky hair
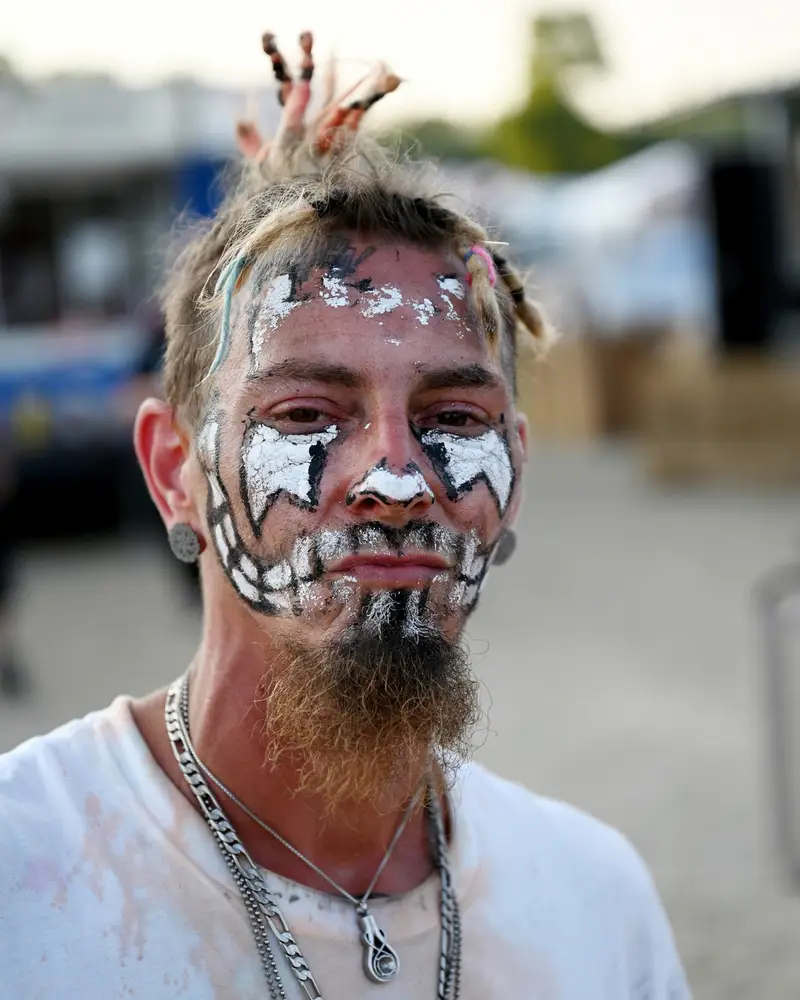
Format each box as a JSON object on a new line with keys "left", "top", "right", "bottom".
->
{"left": 161, "top": 30, "right": 552, "bottom": 425}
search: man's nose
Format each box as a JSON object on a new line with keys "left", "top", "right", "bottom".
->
{"left": 346, "top": 457, "right": 435, "bottom": 520}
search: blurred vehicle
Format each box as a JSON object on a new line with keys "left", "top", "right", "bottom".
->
{"left": 0, "top": 69, "right": 273, "bottom": 536}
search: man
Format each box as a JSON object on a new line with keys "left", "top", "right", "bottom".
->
{"left": 0, "top": 31, "right": 690, "bottom": 999}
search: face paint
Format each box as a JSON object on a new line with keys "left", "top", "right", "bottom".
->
{"left": 412, "top": 298, "right": 437, "bottom": 325}
{"left": 417, "top": 427, "right": 514, "bottom": 517}
{"left": 251, "top": 274, "right": 303, "bottom": 355}
{"left": 198, "top": 413, "right": 491, "bottom": 623}
{"left": 241, "top": 419, "right": 338, "bottom": 537}
{"left": 346, "top": 459, "right": 435, "bottom": 508}
{"left": 320, "top": 274, "right": 350, "bottom": 308}
{"left": 247, "top": 261, "right": 462, "bottom": 364}
{"left": 360, "top": 284, "right": 403, "bottom": 318}
{"left": 436, "top": 274, "right": 465, "bottom": 299}
{"left": 435, "top": 273, "right": 466, "bottom": 323}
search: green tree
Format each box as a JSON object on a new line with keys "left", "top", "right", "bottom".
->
{"left": 482, "top": 13, "right": 640, "bottom": 172}
{"left": 393, "top": 12, "right": 647, "bottom": 173}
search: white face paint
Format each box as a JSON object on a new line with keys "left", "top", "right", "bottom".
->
{"left": 348, "top": 462, "right": 434, "bottom": 507}
{"left": 242, "top": 423, "right": 338, "bottom": 533}
{"left": 248, "top": 270, "right": 466, "bottom": 357}
{"left": 436, "top": 276, "right": 465, "bottom": 299}
{"left": 360, "top": 284, "right": 403, "bottom": 318}
{"left": 199, "top": 421, "right": 491, "bottom": 621}
{"left": 412, "top": 298, "right": 436, "bottom": 325}
{"left": 420, "top": 428, "right": 514, "bottom": 516}
{"left": 320, "top": 274, "right": 350, "bottom": 308}
{"left": 436, "top": 274, "right": 466, "bottom": 325}
{"left": 251, "top": 274, "right": 303, "bottom": 355}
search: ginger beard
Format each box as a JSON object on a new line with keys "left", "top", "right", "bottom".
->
{"left": 199, "top": 244, "right": 520, "bottom": 807}
{"left": 260, "top": 596, "right": 481, "bottom": 811}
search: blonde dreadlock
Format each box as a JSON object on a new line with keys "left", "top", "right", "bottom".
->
{"left": 161, "top": 30, "right": 551, "bottom": 425}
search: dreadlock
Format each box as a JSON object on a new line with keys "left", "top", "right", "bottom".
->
{"left": 161, "top": 30, "right": 552, "bottom": 426}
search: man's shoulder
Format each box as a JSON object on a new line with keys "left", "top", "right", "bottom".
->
{"left": 0, "top": 700, "right": 131, "bottom": 840}
{"left": 460, "top": 762, "right": 658, "bottom": 900}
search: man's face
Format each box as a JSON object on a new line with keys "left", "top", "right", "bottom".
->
{"left": 194, "top": 238, "right": 524, "bottom": 650}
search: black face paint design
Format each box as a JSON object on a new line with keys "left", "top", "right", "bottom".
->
{"left": 238, "top": 409, "right": 338, "bottom": 539}
{"left": 413, "top": 425, "right": 516, "bottom": 518}
{"left": 197, "top": 409, "right": 493, "bottom": 621}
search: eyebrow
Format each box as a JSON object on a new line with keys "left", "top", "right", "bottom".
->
{"left": 414, "top": 363, "right": 502, "bottom": 393}
{"left": 246, "top": 359, "right": 366, "bottom": 390}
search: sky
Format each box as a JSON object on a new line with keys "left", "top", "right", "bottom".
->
{"left": 1, "top": 0, "right": 799, "bottom": 129}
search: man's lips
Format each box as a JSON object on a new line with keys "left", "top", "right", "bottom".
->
{"left": 328, "top": 553, "right": 451, "bottom": 588}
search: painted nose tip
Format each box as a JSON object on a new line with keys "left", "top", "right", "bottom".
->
{"left": 346, "top": 460, "right": 435, "bottom": 510}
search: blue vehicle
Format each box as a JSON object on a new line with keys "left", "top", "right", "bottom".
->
{"left": 0, "top": 155, "right": 226, "bottom": 536}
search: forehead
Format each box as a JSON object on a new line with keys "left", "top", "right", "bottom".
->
{"left": 224, "top": 240, "right": 505, "bottom": 388}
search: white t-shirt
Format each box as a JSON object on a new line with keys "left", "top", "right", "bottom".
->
{"left": 0, "top": 698, "right": 690, "bottom": 999}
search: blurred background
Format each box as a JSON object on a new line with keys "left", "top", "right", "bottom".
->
{"left": 1, "top": 1, "right": 800, "bottom": 996}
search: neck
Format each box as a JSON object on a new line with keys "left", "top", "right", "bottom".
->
{"left": 134, "top": 620, "right": 441, "bottom": 898}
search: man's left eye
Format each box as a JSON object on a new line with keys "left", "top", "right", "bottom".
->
{"left": 432, "top": 411, "right": 479, "bottom": 428}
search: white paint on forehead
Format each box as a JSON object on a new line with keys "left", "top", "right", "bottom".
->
{"left": 360, "top": 284, "right": 403, "bottom": 318}
{"left": 320, "top": 275, "right": 350, "bottom": 308}
{"left": 242, "top": 423, "right": 337, "bottom": 528}
{"left": 412, "top": 298, "right": 436, "bottom": 326}
{"left": 252, "top": 274, "right": 302, "bottom": 355}
{"left": 437, "top": 276, "right": 465, "bottom": 299}
{"left": 248, "top": 273, "right": 468, "bottom": 352}
{"left": 355, "top": 465, "right": 434, "bottom": 504}
{"left": 439, "top": 293, "right": 459, "bottom": 323}
{"left": 422, "top": 428, "right": 513, "bottom": 514}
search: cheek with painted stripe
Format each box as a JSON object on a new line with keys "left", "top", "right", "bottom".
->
{"left": 417, "top": 428, "right": 515, "bottom": 518}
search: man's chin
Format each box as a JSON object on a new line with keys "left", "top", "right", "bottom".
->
{"left": 257, "top": 609, "right": 481, "bottom": 810}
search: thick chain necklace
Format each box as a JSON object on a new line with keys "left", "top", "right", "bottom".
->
{"left": 165, "top": 675, "right": 462, "bottom": 998}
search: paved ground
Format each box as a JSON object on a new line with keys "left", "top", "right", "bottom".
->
{"left": 3, "top": 444, "right": 800, "bottom": 998}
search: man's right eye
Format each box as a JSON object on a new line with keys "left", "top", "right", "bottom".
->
{"left": 281, "top": 408, "right": 324, "bottom": 424}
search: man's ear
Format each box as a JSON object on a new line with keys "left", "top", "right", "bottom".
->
{"left": 133, "top": 399, "right": 201, "bottom": 533}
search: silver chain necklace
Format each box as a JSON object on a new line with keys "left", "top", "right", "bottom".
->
{"left": 165, "top": 675, "right": 462, "bottom": 998}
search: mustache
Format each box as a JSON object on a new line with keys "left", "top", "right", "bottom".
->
{"left": 219, "top": 519, "right": 489, "bottom": 615}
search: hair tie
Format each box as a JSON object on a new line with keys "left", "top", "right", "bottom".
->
{"left": 463, "top": 245, "right": 497, "bottom": 287}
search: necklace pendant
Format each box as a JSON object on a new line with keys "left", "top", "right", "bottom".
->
{"left": 358, "top": 910, "right": 400, "bottom": 983}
